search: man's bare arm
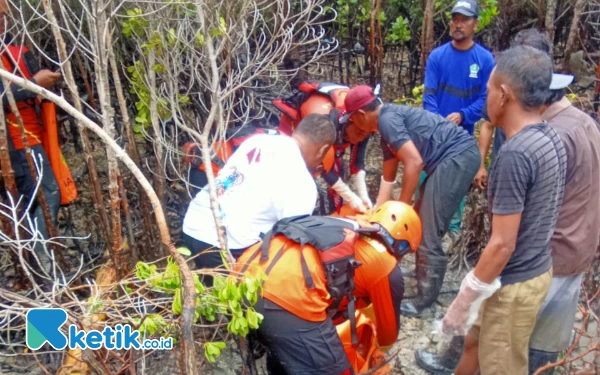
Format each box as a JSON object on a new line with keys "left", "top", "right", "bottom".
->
{"left": 382, "top": 158, "right": 399, "bottom": 182}
{"left": 473, "top": 212, "right": 521, "bottom": 283}
{"left": 395, "top": 141, "right": 424, "bottom": 204}
{"left": 474, "top": 120, "right": 494, "bottom": 189}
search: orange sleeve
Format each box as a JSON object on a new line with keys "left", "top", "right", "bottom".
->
{"left": 368, "top": 265, "right": 404, "bottom": 347}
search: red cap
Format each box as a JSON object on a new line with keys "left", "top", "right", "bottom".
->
{"left": 344, "top": 85, "right": 376, "bottom": 115}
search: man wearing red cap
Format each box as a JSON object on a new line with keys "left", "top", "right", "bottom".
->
{"left": 342, "top": 85, "right": 480, "bottom": 317}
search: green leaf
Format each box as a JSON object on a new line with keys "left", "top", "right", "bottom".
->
{"left": 209, "top": 17, "right": 227, "bottom": 38}
{"left": 168, "top": 28, "right": 177, "bottom": 45}
{"left": 194, "top": 274, "right": 205, "bottom": 294}
{"left": 138, "top": 314, "right": 166, "bottom": 336}
{"left": 136, "top": 262, "right": 158, "bottom": 280}
{"left": 177, "top": 247, "right": 192, "bottom": 256}
{"left": 246, "top": 308, "right": 258, "bottom": 329}
{"left": 178, "top": 95, "right": 190, "bottom": 104}
{"left": 204, "top": 342, "right": 225, "bottom": 362}
{"left": 153, "top": 257, "right": 181, "bottom": 290}
{"left": 195, "top": 30, "right": 206, "bottom": 46}
{"left": 172, "top": 288, "right": 182, "bottom": 315}
{"left": 213, "top": 341, "right": 226, "bottom": 350}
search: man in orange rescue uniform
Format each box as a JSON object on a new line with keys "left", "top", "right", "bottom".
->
{"left": 0, "top": 1, "right": 63, "bottom": 274}
{"left": 235, "top": 201, "right": 422, "bottom": 374}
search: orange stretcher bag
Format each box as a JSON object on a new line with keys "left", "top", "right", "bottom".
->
{"left": 40, "top": 100, "right": 78, "bottom": 205}
{"left": 336, "top": 308, "right": 391, "bottom": 375}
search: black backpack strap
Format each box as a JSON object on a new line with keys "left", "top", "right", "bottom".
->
{"left": 300, "top": 252, "right": 315, "bottom": 289}
{"left": 264, "top": 240, "right": 288, "bottom": 276}
{"left": 239, "top": 246, "right": 263, "bottom": 275}
{"left": 328, "top": 108, "right": 340, "bottom": 144}
{"left": 348, "top": 298, "right": 358, "bottom": 345}
{"left": 260, "top": 230, "right": 274, "bottom": 262}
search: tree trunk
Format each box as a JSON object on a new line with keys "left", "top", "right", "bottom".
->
{"left": 375, "top": 0, "right": 384, "bottom": 83}
{"left": 0, "top": 99, "right": 18, "bottom": 201}
{"left": 41, "top": 0, "right": 112, "bottom": 249}
{"left": 545, "top": 0, "right": 558, "bottom": 47}
{"left": 108, "top": 43, "right": 158, "bottom": 258}
{"left": 148, "top": 49, "right": 166, "bottom": 211}
{"left": 369, "top": 0, "right": 381, "bottom": 85}
{"left": 420, "top": 0, "right": 435, "bottom": 80}
{"left": 91, "top": 0, "right": 124, "bottom": 280}
{"left": 0, "top": 97, "right": 18, "bottom": 239}
{"left": 563, "top": 0, "right": 586, "bottom": 71}
{"left": 74, "top": 49, "right": 98, "bottom": 111}
{"left": 537, "top": 0, "right": 545, "bottom": 29}
{"left": 197, "top": 9, "right": 235, "bottom": 265}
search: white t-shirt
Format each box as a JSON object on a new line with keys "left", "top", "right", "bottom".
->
{"left": 183, "top": 134, "right": 318, "bottom": 249}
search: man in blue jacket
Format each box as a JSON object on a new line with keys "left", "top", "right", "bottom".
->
{"left": 422, "top": 0, "right": 494, "bottom": 234}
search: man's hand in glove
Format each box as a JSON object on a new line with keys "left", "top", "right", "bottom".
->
{"left": 332, "top": 179, "right": 368, "bottom": 213}
{"left": 350, "top": 170, "right": 373, "bottom": 209}
{"left": 374, "top": 177, "right": 395, "bottom": 209}
{"left": 441, "top": 271, "right": 501, "bottom": 336}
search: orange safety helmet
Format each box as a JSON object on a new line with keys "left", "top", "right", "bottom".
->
{"left": 299, "top": 93, "right": 334, "bottom": 118}
{"left": 369, "top": 201, "right": 422, "bottom": 258}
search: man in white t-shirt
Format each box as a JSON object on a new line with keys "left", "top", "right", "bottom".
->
{"left": 183, "top": 113, "right": 336, "bottom": 271}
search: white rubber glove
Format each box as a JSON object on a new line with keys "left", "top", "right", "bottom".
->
{"left": 331, "top": 179, "right": 368, "bottom": 213}
{"left": 438, "top": 270, "right": 501, "bottom": 336}
{"left": 350, "top": 170, "right": 373, "bottom": 209}
{"left": 374, "top": 176, "right": 395, "bottom": 209}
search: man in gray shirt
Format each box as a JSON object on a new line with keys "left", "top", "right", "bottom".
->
{"left": 440, "top": 46, "right": 567, "bottom": 375}
{"left": 341, "top": 86, "right": 480, "bottom": 317}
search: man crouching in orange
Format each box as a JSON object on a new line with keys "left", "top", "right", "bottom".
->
{"left": 234, "top": 201, "right": 422, "bottom": 374}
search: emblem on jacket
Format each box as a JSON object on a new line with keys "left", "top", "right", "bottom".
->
{"left": 216, "top": 167, "right": 244, "bottom": 197}
{"left": 469, "top": 63, "right": 480, "bottom": 78}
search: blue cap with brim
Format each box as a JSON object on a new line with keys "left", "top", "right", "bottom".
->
{"left": 451, "top": 0, "right": 479, "bottom": 18}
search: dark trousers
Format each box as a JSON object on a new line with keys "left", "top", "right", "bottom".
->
{"left": 183, "top": 233, "right": 247, "bottom": 286}
{"left": 6, "top": 145, "right": 61, "bottom": 272}
{"left": 529, "top": 348, "right": 559, "bottom": 375}
{"left": 414, "top": 145, "right": 480, "bottom": 266}
{"left": 254, "top": 298, "right": 352, "bottom": 375}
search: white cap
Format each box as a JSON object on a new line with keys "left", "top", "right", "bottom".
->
{"left": 550, "top": 74, "right": 574, "bottom": 90}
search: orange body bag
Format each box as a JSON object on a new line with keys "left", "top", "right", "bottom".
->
{"left": 336, "top": 309, "right": 391, "bottom": 375}
{"left": 40, "top": 100, "right": 78, "bottom": 205}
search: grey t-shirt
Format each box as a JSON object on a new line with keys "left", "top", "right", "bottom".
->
{"left": 488, "top": 123, "right": 567, "bottom": 285}
{"left": 379, "top": 104, "right": 476, "bottom": 174}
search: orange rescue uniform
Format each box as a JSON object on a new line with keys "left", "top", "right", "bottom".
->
{"left": 235, "top": 234, "right": 402, "bottom": 347}
{"left": 1, "top": 44, "right": 44, "bottom": 150}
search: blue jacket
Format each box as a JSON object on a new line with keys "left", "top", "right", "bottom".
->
{"left": 423, "top": 42, "right": 495, "bottom": 135}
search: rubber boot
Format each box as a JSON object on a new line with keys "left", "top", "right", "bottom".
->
{"left": 414, "top": 336, "right": 465, "bottom": 375}
{"left": 400, "top": 255, "right": 447, "bottom": 317}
